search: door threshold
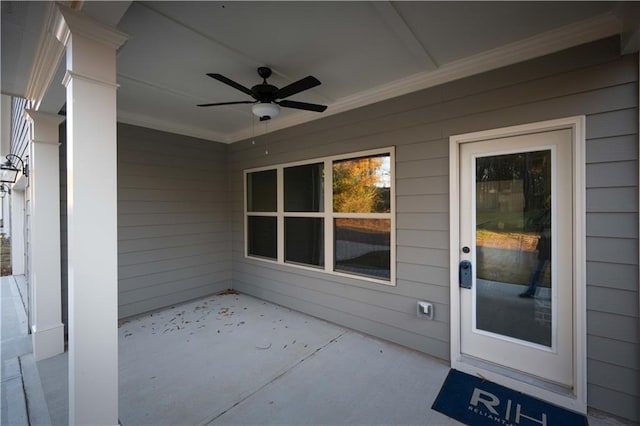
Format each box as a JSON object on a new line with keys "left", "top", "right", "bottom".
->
{"left": 454, "top": 356, "right": 585, "bottom": 413}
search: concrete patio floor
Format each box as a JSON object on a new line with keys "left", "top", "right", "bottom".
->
{"left": 2, "top": 276, "right": 632, "bottom": 425}
{"left": 36, "top": 291, "right": 460, "bottom": 425}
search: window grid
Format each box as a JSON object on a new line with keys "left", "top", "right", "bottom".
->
{"left": 244, "top": 147, "right": 395, "bottom": 286}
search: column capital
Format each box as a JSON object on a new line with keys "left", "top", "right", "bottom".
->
{"left": 24, "top": 109, "right": 65, "bottom": 144}
{"left": 55, "top": 4, "right": 128, "bottom": 49}
{"left": 24, "top": 109, "right": 65, "bottom": 127}
{"left": 61, "top": 70, "right": 120, "bottom": 90}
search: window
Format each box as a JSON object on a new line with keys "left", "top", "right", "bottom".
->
{"left": 246, "top": 170, "right": 277, "bottom": 259}
{"left": 244, "top": 148, "right": 395, "bottom": 285}
{"left": 284, "top": 162, "right": 324, "bottom": 267}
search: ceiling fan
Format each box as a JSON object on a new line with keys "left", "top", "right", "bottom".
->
{"left": 197, "top": 67, "right": 327, "bottom": 121}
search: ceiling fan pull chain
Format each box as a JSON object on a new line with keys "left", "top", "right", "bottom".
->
{"left": 251, "top": 114, "right": 256, "bottom": 145}
{"left": 264, "top": 120, "right": 269, "bottom": 155}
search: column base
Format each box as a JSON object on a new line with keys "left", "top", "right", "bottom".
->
{"left": 31, "top": 323, "right": 65, "bottom": 361}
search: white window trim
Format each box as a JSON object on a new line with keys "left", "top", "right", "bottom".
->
{"left": 244, "top": 146, "right": 396, "bottom": 286}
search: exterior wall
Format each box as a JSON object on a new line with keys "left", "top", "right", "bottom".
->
{"left": 10, "top": 97, "right": 30, "bottom": 161}
{"left": 117, "top": 124, "right": 232, "bottom": 318}
{"left": 229, "top": 37, "right": 639, "bottom": 422}
{"left": 59, "top": 123, "right": 233, "bottom": 326}
{"left": 8, "top": 97, "right": 30, "bottom": 278}
{"left": 1, "top": 95, "right": 11, "bottom": 159}
{"left": 1, "top": 96, "right": 11, "bottom": 232}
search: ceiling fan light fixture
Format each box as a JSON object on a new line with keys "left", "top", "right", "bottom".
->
{"left": 252, "top": 102, "right": 280, "bottom": 120}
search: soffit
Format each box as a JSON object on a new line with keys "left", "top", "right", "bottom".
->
{"left": 2, "top": 1, "right": 628, "bottom": 143}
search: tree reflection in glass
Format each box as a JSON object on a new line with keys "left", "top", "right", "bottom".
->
{"left": 475, "top": 150, "right": 552, "bottom": 347}
{"left": 333, "top": 155, "right": 390, "bottom": 213}
{"left": 332, "top": 154, "right": 392, "bottom": 280}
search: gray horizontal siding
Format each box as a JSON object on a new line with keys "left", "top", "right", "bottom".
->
{"left": 588, "top": 335, "right": 639, "bottom": 370}
{"left": 587, "top": 262, "right": 638, "bottom": 292}
{"left": 11, "top": 97, "right": 30, "bottom": 158}
{"left": 586, "top": 135, "right": 638, "bottom": 163}
{"left": 118, "top": 123, "right": 231, "bottom": 318}
{"left": 587, "top": 213, "right": 638, "bottom": 238}
{"left": 580, "top": 48, "right": 639, "bottom": 422}
{"left": 229, "top": 37, "right": 638, "bottom": 421}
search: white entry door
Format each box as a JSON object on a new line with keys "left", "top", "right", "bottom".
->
{"left": 457, "top": 128, "right": 574, "bottom": 387}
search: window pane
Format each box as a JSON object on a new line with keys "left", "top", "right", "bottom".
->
{"left": 285, "top": 217, "right": 324, "bottom": 267}
{"left": 333, "top": 154, "right": 391, "bottom": 213}
{"left": 284, "top": 163, "right": 324, "bottom": 212}
{"left": 247, "top": 170, "right": 276, "bottom": 212}
{"left": 247, "top": 216, "right": 277, "bottom": 259}
{"left": 334, "top": 218, "right": 390, "bottom": 280}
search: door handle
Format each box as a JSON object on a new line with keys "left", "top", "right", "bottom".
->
{"left": 459, "top": 260, "right": 472, "bottom": 289}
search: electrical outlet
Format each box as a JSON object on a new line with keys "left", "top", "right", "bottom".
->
{"left": 417, "top": 301, "right": 434, "bottom": 320}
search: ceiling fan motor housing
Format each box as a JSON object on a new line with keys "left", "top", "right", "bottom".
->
{"left": 251, "top": 83, "right": 278, "bottom": 102}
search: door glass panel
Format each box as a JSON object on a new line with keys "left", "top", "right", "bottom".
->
{"left": 475, "top": 150, "right": 551, "bottom": 347}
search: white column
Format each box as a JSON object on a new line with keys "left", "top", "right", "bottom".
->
{"left": 56, "top": 5, "right": 127, "bottom": 425}
{"left": 25, "top": 109, "right": 65, "bottom": 361}
{"left": 10, "top": 186, "right": 25, "bottom": 275}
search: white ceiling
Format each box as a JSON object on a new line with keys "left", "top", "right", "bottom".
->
{"left": 2, "top": 1, "right": 638, "bottom": 143}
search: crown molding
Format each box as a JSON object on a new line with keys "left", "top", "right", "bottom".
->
{"left": 25, "top": 2, "right": 129, "bottom": 110}
{"left": 55, "top": 4, "right": 129, "bottom": 50}
{"left": 226, "top": 12, "right": 621, "bottom": 143}
{"left": 117, "top": 111, "right": 228, "bottom": 144}
{"left": 25, "top": 2, "right": 68, "bottom": 110}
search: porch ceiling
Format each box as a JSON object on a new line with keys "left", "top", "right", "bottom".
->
{"left": 1, "top": 1, "right": 637, "bottom": 144}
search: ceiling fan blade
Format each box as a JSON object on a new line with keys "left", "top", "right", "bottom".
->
{"left": 207, "top": 73, "right": 254, "bottom": 97}
{"left": 278, "top": 100, "right": 327, "bottom": 112}
{"left": 275, "top": 76, "right": 321, "bottom": 99}
{"left": 197, "top": 101, "right": 255, "bottom": 107}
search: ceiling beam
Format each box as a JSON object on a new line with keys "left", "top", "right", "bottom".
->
{"left": 370, "top": 1, "right": 438, "bottom": 71}
{"left": 614, "top": 2, "right": 640, "bottom": 54}
{"left": 226, "top": 11, "right": 622, "bottom": 143}
{"left": 137, "top": 2, "right": 332, "bottom": 103}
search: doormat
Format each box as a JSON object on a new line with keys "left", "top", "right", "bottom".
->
{"left": 431, "top": 369, "right": 588, "bottom": 426}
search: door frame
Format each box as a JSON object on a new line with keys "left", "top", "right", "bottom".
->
{"left": 449, "top": 116, "right": 587, "bottom": 413}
